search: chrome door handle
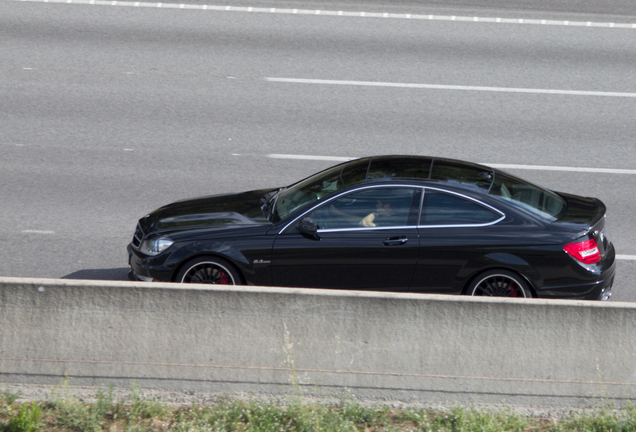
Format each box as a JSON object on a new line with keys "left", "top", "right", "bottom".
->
{"left": 383, "top": 237, "right": 408, "bottom": 246}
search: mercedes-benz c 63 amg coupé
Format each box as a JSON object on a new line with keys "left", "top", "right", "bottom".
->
{"left": 128, "top": 156, "right": 615, "bottom": 300}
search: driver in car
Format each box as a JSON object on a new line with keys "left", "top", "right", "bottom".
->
{"left": 328, "top": 200, "right": 394, "bottom": 227}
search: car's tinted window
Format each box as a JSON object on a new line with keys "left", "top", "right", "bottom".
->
{"left": 422, "top": 190, "right": 501, "bottom": 225}
{"left": 274, "top": 160, "right": 372, "bottom": 222}
{"left": 367, "top": 157, "right": 432, "bottom": 181}
{"left": 429, "top": 160, "right": 493, "bottom": 192}
{"left": 341, "top": 159, "right": 370, "bottom": 185}
{"left": 274, "top": 165, "right": 346, "bottom": 222}
{"left": 489, "top": 171, "right": 566, "bottom": 220}
{"left": 312, "top": 187, "right": 418, "bottom": 229}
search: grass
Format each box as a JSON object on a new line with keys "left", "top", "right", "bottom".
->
{"left": 2, "top": 386, "right": 636, "bottom": 431}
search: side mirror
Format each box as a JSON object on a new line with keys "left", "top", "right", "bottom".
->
{"left": 297, "top": 217, "right": 320, "bottom": 240}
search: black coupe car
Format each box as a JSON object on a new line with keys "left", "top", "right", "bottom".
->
{"left": 128, "top": 156, "right": 615, "bottom": 300}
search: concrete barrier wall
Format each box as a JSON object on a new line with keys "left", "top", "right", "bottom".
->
{"left": 1, "top": 277, "right": 636, "bottom": 407}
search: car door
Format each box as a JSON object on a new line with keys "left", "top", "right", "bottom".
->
{"left": 271, "top": 186, "right": 421, "bottom": 291}
{"left": 411, "top": 188, "right": 506, "bottom": 294}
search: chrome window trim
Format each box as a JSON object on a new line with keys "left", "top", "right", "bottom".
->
{"left": 278, "top": 184, "right": 420, "bottom": 235}
{"left": 417, "top": 219, "right": 504, "bottom": 229}
{"left": 278, "top": 184, "right": 507, "bottom": 235}
{"left": 418, "top": 186, "right": 506, "bottom": 228}
{"left": 317, "top": 225, "right": 418, "bottom": 234}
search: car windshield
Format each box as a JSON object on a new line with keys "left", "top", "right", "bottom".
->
{"left": 488, "top": 171, "right": 566, "bottom": 220}
{"left": 271, "top": 160, "right": 370, "bottom": 222}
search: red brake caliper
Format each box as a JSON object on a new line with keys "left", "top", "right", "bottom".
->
{"left": 217, "top": 270, "right": 230, "bottom": 284}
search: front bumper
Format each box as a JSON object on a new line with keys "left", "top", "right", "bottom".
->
{"left": 127, "top": 269, "right": 155, "bottom": 282}
{"left": 127, "top": 243, "right": 173, "bottom": 282}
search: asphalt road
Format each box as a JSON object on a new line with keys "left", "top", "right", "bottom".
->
{"left": 1, "top": 0, "right": 635, "bottom": 300}
{"left": 156, "top": 0, "right": 636, "bottom": 21}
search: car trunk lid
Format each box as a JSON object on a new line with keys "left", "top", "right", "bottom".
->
{"left": 554, "top": 192, "right": 609, "bottom": 257}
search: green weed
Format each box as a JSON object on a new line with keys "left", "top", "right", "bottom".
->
{"left": 427, "top": 406, "right": 531, "bottom": 432}
{"left": 4, "top": 401, "right": 43, "bottom": 432}
{"left": 128, "top": 382, "right": 166, "bottom": 422}
{"left": 4, "top": 385, "right": 636, "bottom": 432}
{"left": 0, "top": 391, "right": 21, "bottom": 406}
{"left": 547, "top": 406, "right": 636, "bottom": 432}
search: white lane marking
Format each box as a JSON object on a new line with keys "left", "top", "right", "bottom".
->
{"left": 14, "top": 0, "right": 636, "bottom": 29}
{"left": 267, "top": 154, "right": 636, "bottom": 175}
{"left": 268, "top": 154, "right": 352, "bottom": 162}
{"left": 22, "top": 230, "right": 55, "bottom": 234}
{"left": 484, "top": 164, "right": 636, "bottom": 175}
{"left": 265, "top": 77, "right": 636, "bottom": 98}
{"left": 617, "top": 255, "right": 636, "bottom": 260}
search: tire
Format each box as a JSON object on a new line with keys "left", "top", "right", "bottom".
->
{"left": 175, "top": 256, "right": 242, "bottom": 285}
{"left": 467, "top": 269, "right": 532, "bottom": 298}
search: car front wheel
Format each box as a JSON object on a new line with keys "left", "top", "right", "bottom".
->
{"left": 175, "top": 256, "right": 241, "bottom": 285}
{"left": 468, "top": 270, "right": 532, "bottom": 298}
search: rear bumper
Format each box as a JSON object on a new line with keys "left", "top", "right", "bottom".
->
{"left": 538, "top": 277, "right": 614, "bottom": 300}
{"left": 537, "top": 243, "right": 616, "bottom": 300}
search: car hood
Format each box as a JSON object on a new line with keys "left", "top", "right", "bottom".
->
{"left": 139, "top": 188, "right": 274, "bottom": 236}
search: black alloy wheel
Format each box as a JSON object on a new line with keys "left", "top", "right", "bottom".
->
{"left": 468, "top": 270, "right": 532, "bottom": 298}
{"left": 176, "top": 256, "right": 241, "bottom": 284}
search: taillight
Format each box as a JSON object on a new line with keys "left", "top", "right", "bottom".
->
{"left": 564, "top": 239, "right": 601, "bottom": 264}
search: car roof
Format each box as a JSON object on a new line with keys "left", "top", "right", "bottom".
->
{"left": 341, "top": 155, "right": 495, "bottom": 193}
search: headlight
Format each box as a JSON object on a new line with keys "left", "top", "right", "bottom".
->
{"left": 140, "top": 237, "right": 174, "bottom": 256}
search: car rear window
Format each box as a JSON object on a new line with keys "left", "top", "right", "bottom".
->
{"left": 488, "top": 171, "right": 566, "bottom": 220}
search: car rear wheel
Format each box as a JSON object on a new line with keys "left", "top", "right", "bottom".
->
{"left": 468, "top": 270, "right": 532, "bottom": 298}
{"left": 176, "top": 256, "right": 241, "bottom": 285}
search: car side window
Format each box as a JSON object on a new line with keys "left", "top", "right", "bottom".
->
{"left": 312, "top": 187, "right": 418, "bottom": 230}
{"left": 422, "top": 190, "right": 501, "bottom": 226}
